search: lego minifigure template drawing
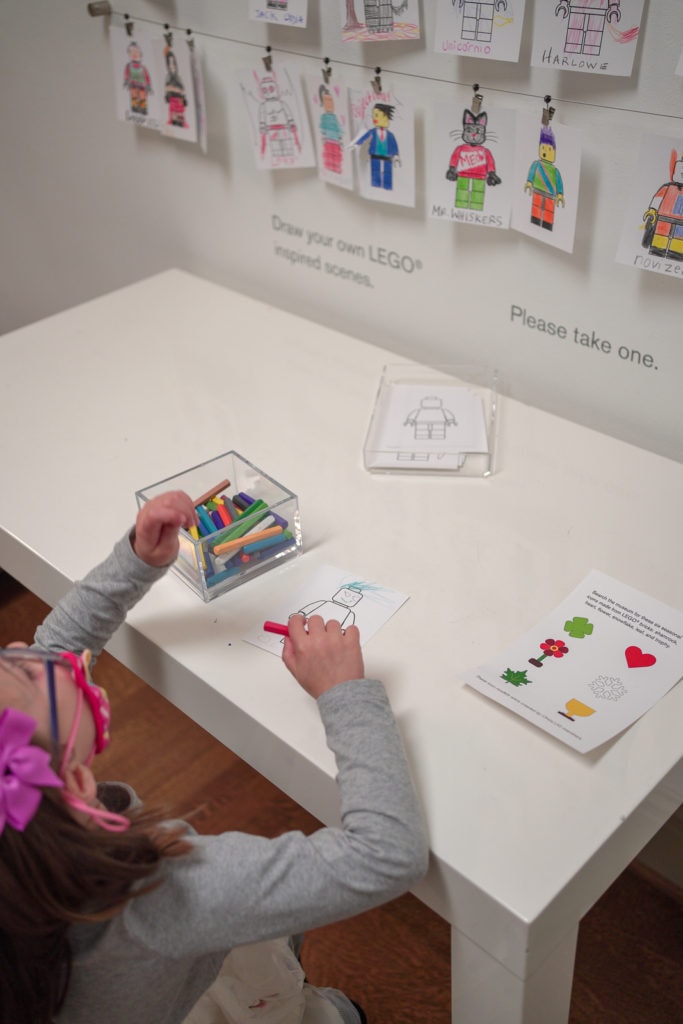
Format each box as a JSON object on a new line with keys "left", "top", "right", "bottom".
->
{"left": 245, "top": 564, "right": 410, "bottom": 655}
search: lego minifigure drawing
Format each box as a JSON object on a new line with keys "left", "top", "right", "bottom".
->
{"left": 525, "top": 122, "right": 565, "bottom": 231}
{"left": 350, "top": 103, "right": 400, "bottom": 190}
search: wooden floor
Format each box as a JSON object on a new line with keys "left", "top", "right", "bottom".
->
{"left": 3, "top": 573, "right": 683, "bottom": 1024}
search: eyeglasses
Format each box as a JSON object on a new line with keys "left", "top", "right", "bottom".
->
{"left": 0, "top": 648, "right": 127, "bottom": 832}
{"left": 0, "top": 648, "right": 110, "bottom": 767}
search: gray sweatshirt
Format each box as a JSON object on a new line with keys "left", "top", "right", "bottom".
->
{"left": 35, "top": 532, "right": 429, "bottom": 1024}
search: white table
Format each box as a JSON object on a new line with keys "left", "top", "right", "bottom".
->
{"left": 2, "top": 270, "right": 682, "bottom": 1024}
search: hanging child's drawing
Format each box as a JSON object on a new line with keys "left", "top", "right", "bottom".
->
{"left": 237, "top": 64, "right": 316, "bottom": 170}
{"left": 110, "top": 26, "right": 163, "bottom": 131}
{"left": 676, "top": 46, "right": 683, "bottom": 77}
{"left": 428, "top": 98, "right": 516, "bottom": 229}
{"left": 530, "top": 0, "right": 645, "bottom": 76}
{"left": 348, "top": 86, "right": 415, "bottom": 207}
{"left": 249, "top": 0, "right": 309, "bottom": 28}
{"left": 433, "top": 0, "right": 526, "bottom": 63}
{"left": 340, "top": 0, "right": 421, "bottom": 42}
{"left": 188, "top": 37, "right": 208, "bottom": 154}
{"left": 616, "top": 134, "right": 683, "bottom": 280}
{"left": 245, "top": 564, "right": 409, "bottom": 656}
{"left": 510, "top": 113, "right": 581, "bottom": 253}
{"left": 305, "top": 73, "right": 354, "bottom": 190}
{"left": 160, "top": 31, "right": 198, "bottom": 143}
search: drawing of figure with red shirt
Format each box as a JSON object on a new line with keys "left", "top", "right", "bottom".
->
{"left": 641, "top": 149, "right": 683, "bottom": 261}
{"left": 446, "top": 108, "right": 501, "bottom": 211}
{"left": 123, "top": 39, "right": 153, "bottom": 116}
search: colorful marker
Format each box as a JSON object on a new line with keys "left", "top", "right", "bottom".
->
{"left": 263, "top": 621, "right": 290, "bottom": 637}
{"left": 193, "top": 478, "right": 231, "bottom": 508}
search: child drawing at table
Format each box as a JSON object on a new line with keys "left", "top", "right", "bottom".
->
{"left": 0, "top": 492, "right": 428, "bottom": 1024}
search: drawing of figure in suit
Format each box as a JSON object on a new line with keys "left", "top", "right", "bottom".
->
{"left": 351, "top": 103, "right": 400, "bottom": 190}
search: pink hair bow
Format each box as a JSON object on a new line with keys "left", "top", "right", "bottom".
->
{"left": 0, "top": 708, "right": 63, "bottom": 833}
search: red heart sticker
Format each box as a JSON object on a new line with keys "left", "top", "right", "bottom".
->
{"left": 625, "top": 645, "right": 656, "bottom": 668}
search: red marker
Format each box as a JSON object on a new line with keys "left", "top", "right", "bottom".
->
{"left": 263, "top": 620, "right": 289, "bottom": 637}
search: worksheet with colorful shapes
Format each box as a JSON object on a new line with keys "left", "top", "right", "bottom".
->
{"left": 349, "top": 86, "right": 415, "bottom": 207}
{"left": 462, "top": 570, "right": 683, "bottom": 753}
{"left": 510, "top": 113, "right": 581, "bottom": 254}
{"left": 245, "top": 564, "right": 409, "bottom": 655}
{"left": 530, "top": 0, "right": 645, "bottom": 77}
{"left": 434, "top": 0, "right": 526, "bottom": 63}
{"left": 615, "top": 133, "right": 683, "bottom": 279}
{"left": 249, "top": 0, "right": 308, "bottom": 28}
{"left": 340, "top": 0, "right": 421, "bottom": 42}
{"left": 428, "top": 100, "right": 516, "bottom": 230}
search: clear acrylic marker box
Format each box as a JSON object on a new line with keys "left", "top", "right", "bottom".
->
{"left": 363, "top": 364, "right": 500, "bottom": 477}
{"left": 135, "top": 451, "right": 302, "bottom": 602}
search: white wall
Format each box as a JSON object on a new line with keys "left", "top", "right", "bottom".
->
{"left": 1, "top": 1, "right": 681, "bottom": 460}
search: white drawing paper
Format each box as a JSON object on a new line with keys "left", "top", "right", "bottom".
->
{"left": 249, "top": 0, "right": 309, "bottom": 28}
{"left": 434, "top": 0, "right": 527, "bottom": 63}
{"left": 615, "top": 133, "right": 683, "bottom": 279}
{"left": 428, "top": 100, "right": 516, "bottom": 230}
{"left": 530, "top": 0, "right": 645, "bottom": 77}
{"left": 245, "top": 564, "right": 409, "bottom": 656}
{"left": 510, "top": 113, "right": 581, "bottom": 254}
{"left": 349, "top": 86, "right": 415, "bottom": 207}
{"left": 676, "top": 46, "right": 683, "bottom": 77}
{"left": 365, "top": 381, "right": 489, "bottom": 471}
{"left": 305, "top": 74, "right": 354, "bottom": 190}
{"left": 159, "top": 34, "right": 198, "bottom": 144}
{"left": 462, "top": 570, "right": 683, "bottom": 753}
{"left": 237, "top": 64, "right": 316, "bottom": 171}
{"left": 110, "top": 25, "right": 163, "bottom": 131}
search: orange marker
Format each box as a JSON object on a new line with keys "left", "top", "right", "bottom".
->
{"left": 213, "top": 525, "right": 283, "bottom": 556}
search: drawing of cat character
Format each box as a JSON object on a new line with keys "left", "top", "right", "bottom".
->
{"left": 445, "top": 108, "right": 501, "bottom": 211}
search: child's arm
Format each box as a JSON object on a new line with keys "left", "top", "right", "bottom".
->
{"left": 33, "top": 491, "right": 197, "bottom": 659}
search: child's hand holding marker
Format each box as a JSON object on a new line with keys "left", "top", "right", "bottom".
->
{"left": 133, "top": 490, "right": 199, "bottom": 567}
{"left": 281, "top": 614, "right": 364, "bottom": 699}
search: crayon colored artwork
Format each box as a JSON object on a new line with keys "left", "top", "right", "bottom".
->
{"left": 530, "top": 0, "right": 646, "bottom": 76}
{"left": 434, "top": 0, "right": 526, "bottom": 63}
{"left": 510, "top": 114, "right": 581, "bottom": 253}
{"left": 110, "top": 26, "right": 162, "bottom": 131}
{"left": 349, "top": 87, "right": 415, "bottom": 207}
{"left": 305, "top": 74, "right": 354, "bottom": 190}
{"left": 340, "top": 0, "right": 421, "bottom": 42}
{"left": 237, "top": 65, "right": 316, "bottom": 170}
{"left": 616, "top": 134, "right": 683, "bottom": 280}
{"left": 249, "top": 0, "right": 308, "bottom": 28}
{"left": 160, "top": 37, "right": 198, "bottom": 144}
{"left": 428, "top": 100, "right": 515, "bottom": 229}
{"left": 245, "top": 564, "right": 409, "bottom": 656}
{"left": 462, "top": 570, "right": 683, "bottom": 753}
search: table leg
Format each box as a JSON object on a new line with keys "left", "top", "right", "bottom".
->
{"left": 450, "top": 922, "right": 579, "bottom": 1024}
